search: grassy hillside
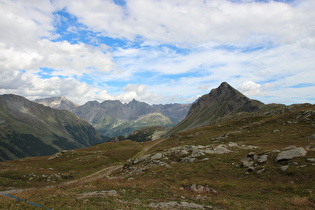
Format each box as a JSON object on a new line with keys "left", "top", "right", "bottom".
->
{"left": 0, "top": 94, "right": 105, "bottom": 161}
{"left": 0, "top": 104, "right": 314, "bottom": 209}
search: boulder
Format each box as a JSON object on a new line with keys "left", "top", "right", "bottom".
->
{"left": 180, "top": 157, "right": 196, "bottom": 163}
{"left": 240, "top": 157, "right": 254, "bottom": 168}
{"left": 279, "top": 165, "right": 289, "bottom": 171}
{"left": 257, "top": 154, "right": 268, "bottom": 163}
{"left": 275, "top": 147, "right": 307, "bottom": 161}
{"left": 212, "top": 145, "right": 232, "bottom": 154}
{"left": 151, "top": 153, "right": 163, "bottom": 160}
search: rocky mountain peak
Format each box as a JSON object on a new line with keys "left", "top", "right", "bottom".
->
{"left": 168, "top": 82, "right": 264, "bottom": 135}
{"left": 34, "top": 96, "right": 78, "bottom": 111}
{"left": 210, "top": 81, "right": 233, "bottom": 95}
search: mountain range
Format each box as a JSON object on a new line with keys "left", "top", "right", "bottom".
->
{"left": 1, "top": 82, "right": 312, "bottom": 161}
{"left": 35, "top": 97, "right": 191, "bottom": 138}
{"left": 0, "top": 94, "right": 105, "bottom": 161}
{"left": 0, "top": 82, "right": 314, "bottom": 209}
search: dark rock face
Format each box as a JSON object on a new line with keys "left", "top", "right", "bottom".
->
{"left": 168, "top": 82, "right": 264, "bottom": 135}
{"left": 0, "top": 94, "right": 104, "bottom": 161}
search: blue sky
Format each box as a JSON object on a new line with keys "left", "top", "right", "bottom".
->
{"left": 0, "top": 0, "right": 314, "bottom": 105}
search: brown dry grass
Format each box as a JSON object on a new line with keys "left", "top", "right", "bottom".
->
{"left": 0, "top": 104, "right": 315, "bottom": 209}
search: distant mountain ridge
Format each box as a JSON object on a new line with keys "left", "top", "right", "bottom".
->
{"left": 34, "top": 96, "right": 79, "bottom": 112}
{"left": 0, "top": 94, "right": 105, "bottom": 161}
{"left": 74, "top": 99, "right": 190, "bottom": 137}
{"left": 35, "top": 97, "right": 191, "bottom": 137}
{"left": 167, "top": 82, "right": 264, "bottom": 135}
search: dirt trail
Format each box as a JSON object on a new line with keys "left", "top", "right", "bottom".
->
{"left": 65, "top": 165, "right": 123, "bottom": 185}
{"left": 1, "top": 138, "right": 166, "bottom": 195}
{"left": 136, "top": 138, "right": 167, "bottom": 157}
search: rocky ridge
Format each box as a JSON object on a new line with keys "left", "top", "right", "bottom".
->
{"left": 35, "top": 97, "right": 191, "bottom": 138}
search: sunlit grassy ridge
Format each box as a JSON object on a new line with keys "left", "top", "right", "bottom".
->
{"left": 0, "top": 104, "right": 314, "bottom": 209}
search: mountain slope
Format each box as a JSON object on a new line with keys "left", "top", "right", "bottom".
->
{"left": 168, "top": 82, "right": 264, "bottom": 135}
{"left": 0, "top": 94, "right": 105, "bottom": 161}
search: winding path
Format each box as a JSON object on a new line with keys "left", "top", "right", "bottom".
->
{"left": 0, "top": 138, "right": 166, "bottom": 195}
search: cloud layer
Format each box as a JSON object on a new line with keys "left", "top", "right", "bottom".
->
{"left": 0, "top": 0, "right": 314, "bottom": 105}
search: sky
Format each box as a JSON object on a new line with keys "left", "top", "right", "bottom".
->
{"left": 0, "top": 0, "right": 314, "bottom": 105}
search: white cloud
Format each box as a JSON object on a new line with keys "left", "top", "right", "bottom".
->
{"left": 60, "top": 0, "right": 315, "bottom": 45}
{"left": 0, "top": 0, "right": 315, "bottom": 105}
{"left": 0, "top": 70, "right": 94, "bottom": 103}
{"left": 237, "top": 81, "right": 262, "bottom": 96}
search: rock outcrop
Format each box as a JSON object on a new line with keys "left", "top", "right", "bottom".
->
{"left": 275, "top": 147, "right": 307, "bottom": 161}
{"left": 124, "top": 142, "right": 258, "bottom": 175}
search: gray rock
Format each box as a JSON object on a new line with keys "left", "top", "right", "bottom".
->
{"left": 213, "top": 145, "right": 232, "bottom": 154}
{"left": 243, "top": 145, "right": 259, "bottom": 150}
{"left": 181, "top": 157, "right": 196, "bottom": 163}
{"left": 190, "top": 184, "right": 217, "bottom": 194}
{"left": 279, "top": 165, "right": 289, "bottom": 171}
{"left": 276, "top": 147, "right": 307, "bottom": 161}
{"left": 307, "top": 158, "right": 315, "bottom": 162}
{"left": 256, "top": 168, "right": 265, "bottom": 174}
{"left": 133, "top": 154, "right": 150, "bottom": 164}
{"left": 241, "top": 157, "right": 254, "bottom": 168}
{"left": 257, "top": 154, "right": 268, "bottom": 163}
{"left": 151, "top": 153, "right": 163, "bottom": 160}
{"left": 227, "top": 142, "right": 239, "bottom": 147}
{"left": 273, "top": 150, "right": 281, "bottom": 153}
{"left": 191, "top": 146, "right": 205, "bottom": 157}
{"left": 48, "top": 151, "right": 66, "bottom": 160}
{"left": 178, "top": 149, "right": 190, "bottom": 156}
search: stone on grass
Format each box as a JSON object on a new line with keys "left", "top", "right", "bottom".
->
{"left": 257, "top": 154, "right": 268, "bottom": 163}
{"left": 240, "top": 157, "right": 254, "bottom": 168}
{"left": 279, "top": 165, "right": 289, "bottom": 171}
{"left": 275, "top": 147, "right": 307, "bottom": 161}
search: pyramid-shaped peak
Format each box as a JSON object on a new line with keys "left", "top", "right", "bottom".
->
{"left": 167, "top": 82, "right": 264, "bottom": 135}
{"left": 218, "top": 81, "right": 232, "bottom": 89}
{"left": 208, "top": 82, "right": 242, "bottom": 98}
